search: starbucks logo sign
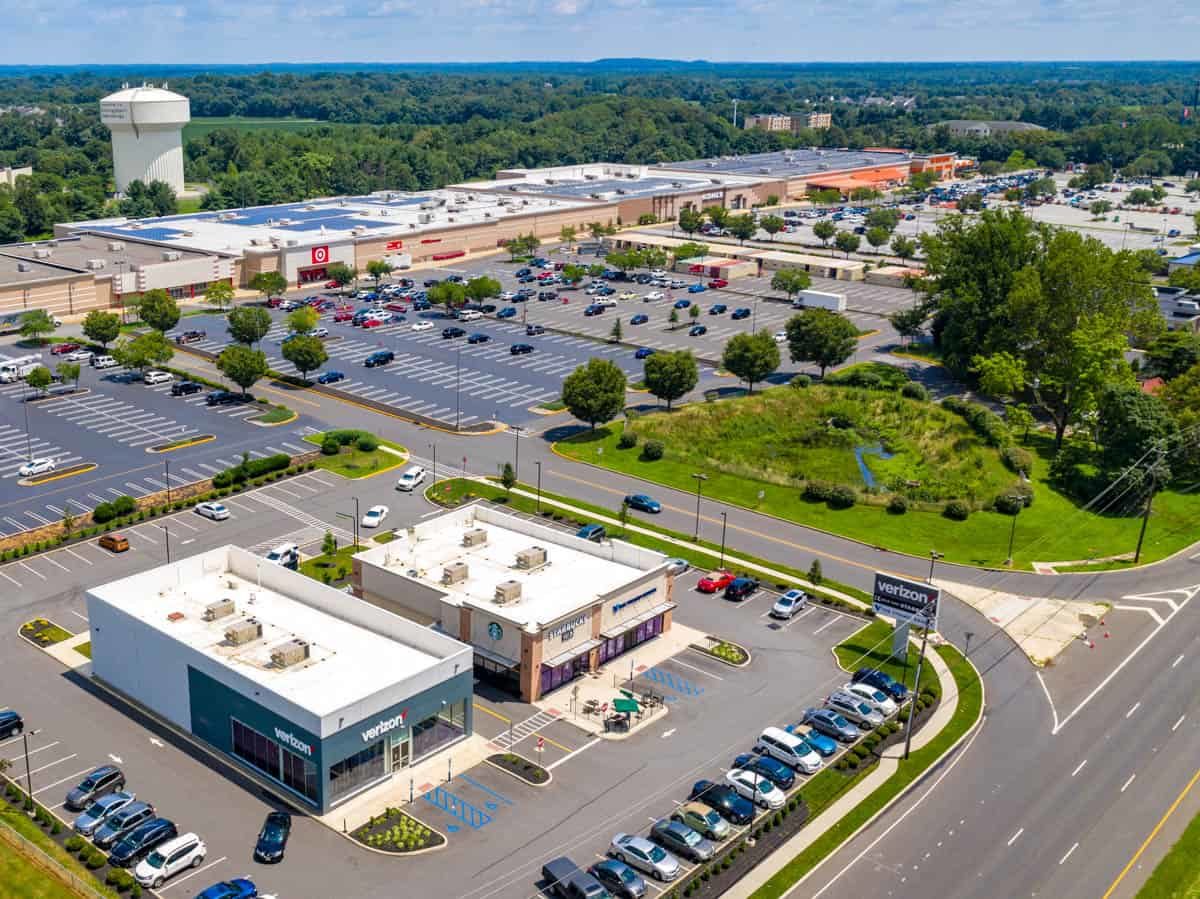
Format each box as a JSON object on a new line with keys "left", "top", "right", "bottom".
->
{"left": 488, "top": 622, "right": 503, "bottom": 641}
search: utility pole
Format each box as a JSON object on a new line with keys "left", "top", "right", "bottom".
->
{"left": 927, "top": 550, "right": 943, "bottom": 583}
{"left": 691, "top": 473, "right": 707, "bottom": 541}
{"left": 164, "top": 458, "right": 171, "bottom": 506}
{"left": 535, "top": 460, "right": 542, "bottom": 514}
{"left": 429, "top": 442, "right": 437, "bottom": 483}
{"left": 1004, "top": 508, "right": 1019, "bottom": 567}
{"left": 903, "top": 618, "right": 930, "bottom": 760}
{"left": 1133, "top": 441, "right": 1166, "bottom": 564}
{"left": 718, "top": 511, "right": 728, "bottom": 568}
{"left": 512, "top": 425, "right": 524, "bottom": 482}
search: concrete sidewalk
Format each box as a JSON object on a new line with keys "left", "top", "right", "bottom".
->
{"left": 724, "top": 642, "right": 962, "bottom": 899}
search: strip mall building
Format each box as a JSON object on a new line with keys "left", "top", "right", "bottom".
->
{"left": 0, "top": 148, "right": 964, "bottom": 322}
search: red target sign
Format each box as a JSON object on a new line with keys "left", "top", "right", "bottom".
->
{"left": 311, "top": 245, "right": 330, "bottom": 265}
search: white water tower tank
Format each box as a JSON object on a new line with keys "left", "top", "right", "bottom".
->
{"left": 101, "top": 83, "right": 190, "bottom": 195}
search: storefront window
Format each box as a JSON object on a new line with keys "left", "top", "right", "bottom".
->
{"left": 412, "top": 707, "right": 466, "bottom": 762}
{"left": 230, "top": 719, "right": 318, "bottom": 804}
{"left": 539, "top": 652, "right": 590, "bottom": 696}
{"left": 474, "top": 653, "right": 521, "bottom": 695}
{"left": 328, "top": 741, "right": 385, "bottom": 802}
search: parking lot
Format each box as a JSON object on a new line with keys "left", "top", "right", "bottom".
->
{"left": 0, "top": 346, "right": 318, "bottom": 536}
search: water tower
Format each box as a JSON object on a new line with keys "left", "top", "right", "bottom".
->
{"left": 101, "top": 83, "right": 190, "bottom": 196}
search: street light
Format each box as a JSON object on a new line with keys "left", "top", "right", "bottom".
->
{"left": 927, "top": 550, "right": 943, "bottom": 584}
{"left": 336, "top": 497, "right": 360, "bottom": 549}
{"left": 22, "top": 728, "right": 42, "bottom": 811}
{"left": 511, "top": 425, "right": 524, "bottom": 482}
{"left": 1004, "top": 508, "right": 1019, "bottom": 566}
{"left": 718, "top": 511, "right": 728, "bottom": 567}
{"left": 21, "top": 386, "right": 32, "bottom": 461}
{"left": 428, "top": 442, "right": 437, "bottom": 484}
{"left": 691, "top": 473, "right": 708, "bottom": 542}
{"left": 535, "top": 460, "right": 542, "bottom": 514}
{"left": 454, "top": 347, "right": 462, "bottom": 431}
{"left": 903, "top": 614, "right": 931, "bottom": 761}
{"left": 160, "top": 524, "right": 171, "bottom": 564}
{"left": 164, "top": 458, "right": 171, "bottom": 506}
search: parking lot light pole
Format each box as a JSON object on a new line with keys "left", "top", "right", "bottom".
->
{"left": 164, "top": 458, "right": 171, "bottom": 506}
{"left": 927, "top": 550, "right": 943, "bottom": 584}
{"left": 336, "top": 498, "right": 360, "bottom": 549}
{"left": 21, "top": 387, "right": 32, "bottom": 461}
{"left": 535, "top": 460, "right": 542, "bottom": 514}
{"left": 22, "top": 728, "right": 42, "bottom": 810}
{"left": 1004, "top": 509, "right": 1019, "bottom": 566}
{"left": 159, "top": 524, "right": 171, "bottom": 564}
{"left": 512, "top": 425, "right": 524, "bottom": 482}
{"left": 455, "top": 348, "right": 462, "bottom": 431}
{"left": 429, "top": 442, "right": 437, "bottom": 483}
{"left": 691, "top": 473, "right": 708, "bottom": 542}
{"left": 719, "top": 511, "right": 728, "bottom": 567}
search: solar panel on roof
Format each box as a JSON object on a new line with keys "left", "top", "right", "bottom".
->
{"left": 101, "top": 227, "right": 186, "bottom": 241}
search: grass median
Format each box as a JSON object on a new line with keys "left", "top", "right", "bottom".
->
{"left": 427, "top": 476, "right": 871, "bottom": 607}
{"left": 303, "top": 431, "right": 408, "bottom": 479}
{"left": 751, "top": 639, "right": 983, "bottom": 899}
{"left": 0, "top": 839, "right": 82, "bottom": 899}
{"left": 1135, "top": 803, "right": 1200, "bottom": 898}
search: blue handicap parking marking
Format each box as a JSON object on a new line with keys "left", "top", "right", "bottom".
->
{"left": 641, "top": 666, "right": 704, "bottom": 698}
{"left": 459, "top": 773, "right": 515, "bottom": 807}
{"left": 422, "top": 785, "right": 493, "bottom": 830}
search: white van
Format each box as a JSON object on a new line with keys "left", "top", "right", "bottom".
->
{"left": 755, "top": 726, "right": 822, "bottom": 774}
{"left": 458, "top": 309, "right": 482, "bottom": 322}
{"left": 265, "top": 543, "right": 299, "bottom": 569}
{"left": 143, "top": 370, "right": 172, "bottom": 385}
{"left": 92, "top": 355, "right": 118, "bottom": 369}
{"left": 395, "top": 465, "right": 427, "bottom": 492}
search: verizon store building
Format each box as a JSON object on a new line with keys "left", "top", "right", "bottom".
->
{"left": 86, "top": 546, "right": 473, "bottom": 814}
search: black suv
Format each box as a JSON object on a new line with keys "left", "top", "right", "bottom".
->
{"left": 442, "top": 326, "right": 466, "bottom": 339}
{"left": 364, "top": 350, "right": 394, "bottom": 368}
{"left": 109, "top": 818, "right": 178, "bottom": 868}
{"left": 171, "top": 380, "right": 203, "bottom": 396}
{"left": 206, "top": 390, "right": 237, "bottom": 406}
{"left": 65, "top": 765, "right": 125, "bottom": 811}
{"left": 0, "top": 709, "right": 22, "bottom": 739}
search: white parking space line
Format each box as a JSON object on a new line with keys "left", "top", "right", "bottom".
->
{"left": 671, "top": 658, "right": 725, "bottom": 681}
{"left": 1059, "top": 842, "right": 1079, "bottom": 865}
{"left": 62, "top": 548, "right": 93, "bottom": 565}
{"left": 812, "top": 616, "right": 841, "bottom": 635}
{"left": 0, "top": 568, "right": 21, "bottom": 587}
{"left": 40, "top": 554, "right": 70, "bottom": 572}
{"left": 1120, "top": 773, "right": 1137, "bottom": 793}
{"left": 33, "top": 766, "right": 96, "bottom": 794}
{"left": 17, "top": 740, "right": 61, "bottom": 756}
{"left": 157, "top": 856, "right": 228, "bottom": 891}
{"left": 28, "top": 754, "right": 78, "bottom": 775}
{"left": 19, "top": 561, "right": 46, "bottom": 580}
{"left": 1173, "top": 714, "right": 1186, "bottom": 732}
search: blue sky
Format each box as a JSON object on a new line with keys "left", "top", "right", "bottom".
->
{"left": 0, "top": 0, "right": 1194, "bottom": 64}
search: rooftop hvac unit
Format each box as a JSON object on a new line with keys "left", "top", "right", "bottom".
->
{"left": 16, "top": 262, "right": 31, "bottom": 272}
{"left": 107, "top": 240, "right": 126, "bottom": 251}
{"left": 87, "top": 259, "right": 107, "bottom": 270}
{"left": 202, "top": 598, "right": 236, "bottom": 621}
{"left": 351, "top": 227, "right": 366, "bottom": 235}
{"left": 304, "top": 205, "right": 318, "bottom": 211}
{"left": 417, "top": 213, "right": 434, "bottom": 224}
{"left": 544, "top": 178, "right": 555, "bottom": 185}
{"left": 277, "top": 218, "right": 292, "bottom": 226}
{"left": 443, "top": 562, "right": 469, "bottom": 585}
{"left": 420, "top": 201, "right": 435, "bottom": 210}
{"left": 615, "top": 188, "right": 627, "bottom": 195}
{"left": 483, "top": 212, "right": 492, "bottom": 218}
{"left": 494, "top": 580, "right": 522, "bottom": 604}
{"left": 508, "top": 185, "right": 520, "bottom": 192}
{"left": 515, "top": 546, "right": 547, "bottom": 569}
{"left": 521, "top": 199, "right": 530, "bottom": 205}
{"left": 284, "top": 239, "right": 299, "bottom": 247}
{"left": 180, "top": 230, "right": 194, "bottom": 238}
{"left": 671, "top": 182, "right": 684, "bottom": 188}
{"left": 462, "top": 528, "right": 488, "bottom": 547}
{"left": 584, "top": 174, "right": 598, "bottom": 180}
{"left": 224, "top": 618, "right": 262, "bottom": 645}
{"left": 249, "top": 238, "right": 266, "bottom": 246}
{"left": 33, "top": 248, "right": 51, "bottom": 259}
{"left": 270, "top": 639, "right": 310, "bottom": 668}
{"left": 161, "top": 250, "right": 181, "bottom": 262}
{"left": 759, "top": 168, "right": 771, "bottom": 174}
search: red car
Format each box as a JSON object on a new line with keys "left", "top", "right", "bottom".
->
{"left": 385, "top": 302, "right": 408, "bottom": 313}
{"left": 332, "top": 309, "right": 354, "bottom": 322}
{"left": 696, "top": 570, "right": 735, "bottom": 593}
{"left": 306, "top": 296, "right": 326, "bottom": 307}
{"left": 361, "top": 317, "right": 383, "bottom": 328}
{"left": 51, "top": 342, "right": 80, "bottom": 356}
{"left": 266, "top": 296, "right": 284, "bottom": 308}
{"left": 708, "top": 279, "right": 729, "bottom": 289}
{"left": 689, "top": 264, "right": 705, "bottom": 274}
{"left": 324, "top": 280, "right": 341, "bottom": 289}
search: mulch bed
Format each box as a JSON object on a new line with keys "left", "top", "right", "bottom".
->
{"left": 351, "top": 806, "right": 444, "bottom": 853}
{"left": 488, "top": 753, "right": 550, "bottom": 785}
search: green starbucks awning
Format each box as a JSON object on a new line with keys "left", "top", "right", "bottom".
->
{"left": 612, "top": 697, "right": 640, "bottom": 714}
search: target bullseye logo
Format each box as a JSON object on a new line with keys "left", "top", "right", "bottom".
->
{"left": 311, "top": 245, "right": 330, "bottom": 265}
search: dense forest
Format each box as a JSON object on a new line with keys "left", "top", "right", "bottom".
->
{"left": 0, "top": 62, "right": 1198, "bottom": 240}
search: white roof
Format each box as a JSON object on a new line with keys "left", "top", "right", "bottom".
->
{"left": 88, "top": 546, "right": 465, "bottom": 717}
{"left": 357, "top": 505, "right": 666, "bottom": 631}
{"left": 101, "top": 85, "right": 189, "bottom": 104}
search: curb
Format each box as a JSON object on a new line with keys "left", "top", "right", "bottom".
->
{"left": 482, "top": 752, "right": 553, "bottom": 789}
{"left": 18, "top": 463, "right": 98, "bottom": 487}
{"left": 688, "top": 637, "right": 752, "bottom": 668}
{"left": 146, "top": 435, "right": 215, "bottom": 454}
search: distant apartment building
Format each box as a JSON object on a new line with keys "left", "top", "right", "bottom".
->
{"left": 933, "top": 120, "right": 1047, "bottom": 138}
{"left": 803, "top": 112, "right": 832, "bottom": 130}
{"left": 0, "top": 166, "right": 31, "bottom": 188}
{"left": 743, "top": 113, "right": 793, "bottom": 132}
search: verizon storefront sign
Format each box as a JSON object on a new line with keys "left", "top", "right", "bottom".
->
{"left": 872, "top": 572, "right": 939, "bottom": 628}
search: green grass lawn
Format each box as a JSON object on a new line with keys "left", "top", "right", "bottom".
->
{"left": 298, "top": 544, "right": 365, "bottom": 584}
{"left": 0, "top": 804, "right": 119, "bottom": 899}
{"left": 0, "top": 839, "right": 84, "bottom": 899}
{"left": 75, "top": 642, "right": 91, "bottom": 659}
{"left": 252, "top": 405, "right": 295, "bottom": 425}
{"left": 1136, "top": 804, "right": 1200, "bottom": 898}
{"left": 303, "top": 433, "right": 408, "bottom": 479}
{"left": 833, "top": 620, "right": 936, "bottom": 694}
{"left": 555, "top": 389, "right": 1200, "bottom": 569}
{"left": 176, "top": 196, "right": 204, "bottom": 215}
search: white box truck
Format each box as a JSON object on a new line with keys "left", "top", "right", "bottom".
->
{"left": 792, "top": 289, "right": 847, "bottom": 312}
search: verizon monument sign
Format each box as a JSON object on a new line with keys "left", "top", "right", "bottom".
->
{"left": 872, "top": 572, "right": 940, "bottom": 629}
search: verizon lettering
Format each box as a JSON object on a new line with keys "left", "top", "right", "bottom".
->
{"left": 274, "top": 727, "right": 313, "bottom": 757}
{"left": 876, "top": 581, "right": 934, "bottom": 603}
{"left": 362, "top": 711, "right": 407, "bottom": 743}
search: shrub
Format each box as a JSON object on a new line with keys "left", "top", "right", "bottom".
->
{"left": 803, "top": 480, "right": 835, "bottom": 503}
{"left": 85, "top": 851, "right": 105, "bottom": 870}
{"left": 722, "top": 857, "right": 732, "bottom": 870}
{"left": 846, "top": 755, "right": 859, "bottom": 769}
{"left": 321, "top": 437, "right": 340, "bottom": 456}
{"left": 356, "top": 434, "right": 379, "bottom": 452}
{"left": 900, "top": 381, "right": 928, "bottom": 401}
{"left": 1001, "top": 445, "right": 1033, "bottom": 475}
{"left": 887, "top": 494, "right": 909, "bottom": 515}
{"left": 65, "top": 835, "right": 84, "bottom": 852}
{"left": 641, "top": 440, "right": 664, "bottom": 461}
{"left": 617, "top": 431, "right": 638, "bottom": 449}
{"left": 790, "top": 374, "right": 811, "bottom": 389}
{"left": 993, "top": 492, "right": 1024, "bottom": 515}
{"left": 92, "top": 502, "right": 115, "bottom": 523}
{"left": 131, "top": 883, "right": 142, "bottom": 898}
{"left": 827, "top": 484, "right": 857, "bottom": 509}
{"left": 943, "top": 499, "right": 970, "bottom": 521}
{"left": 111, "top": 495, "right": 136, "bottom": 516}
{"left": 941, "top": 396, "right": 1009, "bottom": 446}
{"left": 51, "top": 819, "right": 62, "bottom": 835}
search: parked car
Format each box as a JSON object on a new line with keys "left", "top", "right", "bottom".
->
{"left": 644, "top": 291, "right": 664, "bottom": 301}
{"left": 510, "top": 343, "right": 534, "bottom": 355}
{"left": 18, "top": 458, "right": 56, "bottom": 478}
{"left": 784, "top": 723, "right": 838, "bottom": 758}
{"left": 687, "top": 284, "right": 707, "bottom": 294}
{"left": 826, "top": 690, "right": 885, "bottom": 728}
{"left": 770, "top": 589, "right": 808, "bottom": 619}
{"left": 0, "top": 709, "right": 21, "bottom": 738}
{"left": 725, "top": 768, "right": 786, "bottom": 809}
{"left": 65, "top": 349, "right": 94, "bottom": 362}
{"left": 724, "top": 577, "right": 759, "bottom": 601}
{"left": 802, "top": 708, "right": 860, "bottom": 743}
{"left": 253, "top": 811, "right": 291, "bottom": 864}
{"left": 364, "top": 350, "right": 394, "bottom": 367}
{"left": 708, "top": 279, "right": 729, "bottom": 289}
{"left": 396, "top": 466, "right": 426, "bottom": 492}
{"left": 542, "top": 856, "right": 609, "bottom": 899}
{"left": 333, "top": 308, "right": 354, "bottom": 322}
{"left": 171, "top": 380, "right": 203, "bottom": 396}
{"left": 205, "top": 390, "right": 238, "bottom": 406}
{"left": 467, "top": 332, "right": 491, "bottom": 344}
{"left": 688, "top": 325, "right": 707, "bottom": 337}
{"left": 609, "top": 833, "right": 680, "bottom": 882}
{"left": 588, "top": 859, "right": 647, "bottom": 899}
{"left": 441, "top": 327, "right": 466, "bottom": 339}
{"left": 65, "top": 765, "right": 126, "bottom": 812}
{"left": 264, "top": 543, "right": 298, "bottom": 569}
{"left": 92, "top": 801, "right": 156, "bottom": 849}
{"left": 673, "top": 299, "right": 692, "bottom": 309}
{"left": 174, "top": 330, "right": 207, "bottom": 344}
{"left": 584, "top": 304, "right": 604, "bottom": 316}
{"left": 624, "top": 494, "right": 661, "bottom": 513}
{"left": 73, "top": 791, "right": 137, "bottom": 837}
{"left": 731, "top": 308, "right": 751, "bottom": 321}
{"left": 733, "top": 752, "right": 796, "bottom": 790}
{"left": 634, "top": 347, "right": 655, "bottom": 359}
{"left": 143, "top": 370, "right": 172, "bottom": 385}
{"left": 194, "top": 501, "right": 230, "bottom": 521}
{"left": 755, "top": 726, "right": 822, "bottom": 774}
{"left": 98, "top": 533, "right": 130, "bottom": 553}
{"left": 708, "top": 304, "right": 727, "bottom": 315}
{"left": 576, "top": 523, "right": 607, "bottom": 542}
{"left": 671, "top": 801, "right": 731, "bottom": 841}
{"left": 496, "top": 307, "right": 518, "bottom": 319}
{"left": 316, "top": 370, "right": 345, "bottom": 384}
{"left": 194, "top": 879, "right": 258, "bottom": 899}
{"left": 109, "top": 818, "right": 178, "bottom": 868}
{"left": 664, "top": 558, "right": 690, "bottom": 576}
{"left": 134, "top": 832, "right": 206, "bottom": 887}
{"left": 361, "top": 505, "right": 389, "bottom": 528}
{"left": 93, "top": 355, "right": 118, "bottom": 369}
{"left": 845, "top": 682, "right": 898, "bottom": 717}
{"left": 650, "top": 818, "right": 714, "bottom": 863}
{"left": 852, "top": 668, "right": 909, "bottom": 701}
{"left": 688, "top": 780, "right": 754, "bottom": 825}
{"left": 696, "top": 569, "right": 735, "bottom": 593}
{"left": 51, "top": 342, "right": 80, "bottom": 356}
{"left": 630, "top": 314, "right": 649, "bottom": 325}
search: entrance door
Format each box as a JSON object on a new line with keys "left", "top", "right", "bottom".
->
{"left": 391, "top": 739, "right": 410, "bottom": 771}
